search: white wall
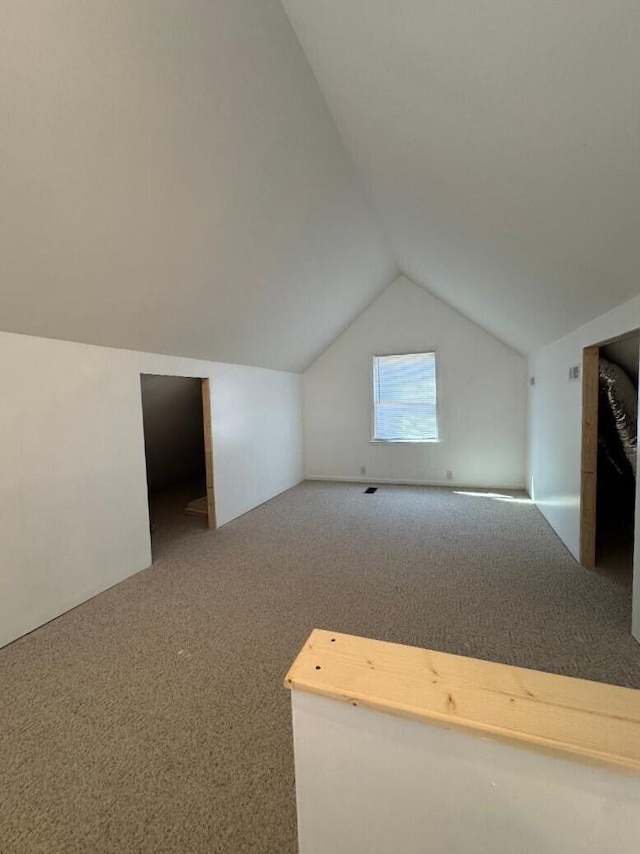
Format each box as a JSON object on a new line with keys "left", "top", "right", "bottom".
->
{"left": 212, "top": 361, "right": 304, "bottom": 526}
{"left": 292, "top": 691, "right": 640, "bottom": 854}
{"left": 303, "top": 276, "right": 526, "bottom": 488}
{"left": 0, "top": 330, "right": 303, "bottom": 648}
{"left": 527, "top": 295, "right": 640, "bottom": 638}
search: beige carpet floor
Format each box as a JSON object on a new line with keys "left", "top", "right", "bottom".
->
{"left": 1, "top": 481, "right": 639, "bottom": 853}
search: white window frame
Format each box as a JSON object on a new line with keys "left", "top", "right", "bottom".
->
{"left": 370, "top": 351, "right": 441, "bottom": 444}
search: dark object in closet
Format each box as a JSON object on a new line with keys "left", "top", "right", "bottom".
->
{"left": 598, "top": 358, "right": 637, "bottom": 479}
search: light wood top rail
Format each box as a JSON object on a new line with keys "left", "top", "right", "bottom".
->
{"left": 285, "top": 629, "right": 640, "bottom": 775}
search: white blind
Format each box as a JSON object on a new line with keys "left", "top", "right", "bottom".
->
{"left": 373, "top": 352, "right": 438, "bottom": 442}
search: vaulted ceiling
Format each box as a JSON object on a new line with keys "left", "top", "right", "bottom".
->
{"left": 1, "top": 1, "right": 639, "bottom": 371}
{"left": 282, "top": 0, "right": 640, "bottom": 354}
{"left": 0, "top": 0, "right": 395, "bottom": 372}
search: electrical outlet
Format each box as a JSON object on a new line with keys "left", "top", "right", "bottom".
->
{"left": 529, "top": 377, "right": 535, "bottom": 386}
{"left": 360, "top": 466, "right": 366, "bottom": 475}
{"left": 446, "top": 470, "right": 453, "bottom": 481}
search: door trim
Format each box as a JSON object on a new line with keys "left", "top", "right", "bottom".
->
{"left": 201, "top": 378, "right": 216, "bottom": 530}
{"left": 579, "top": 346, "right": 599, "bottom": 568}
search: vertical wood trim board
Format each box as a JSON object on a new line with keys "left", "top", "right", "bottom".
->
{"left": 580, "top": 346, "right": 600, "bottom": 568}
{"left": 201, "top": 378, "right": 217, "bottom": 530}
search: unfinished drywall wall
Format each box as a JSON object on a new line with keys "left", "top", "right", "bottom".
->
{"left": 303, "top": 276, "right": 526, "bottom": 488}
{"left": 0, "top": 331, "right": 303, "bottom": 648}
{"left": 140, "top": 375, "right": 205, "bottom": 491}
{"left": 527, "top": 297, "right": 640, "bottom": 640}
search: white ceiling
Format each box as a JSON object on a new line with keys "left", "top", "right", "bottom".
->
{"left": 281, "top": 0, "right": 640, "bottom": 353}
{"left": 0, "top": 0, "right": 395, "bottom": 372}
{"left": 3, "top": 2, "right": 639, "bottom": 371}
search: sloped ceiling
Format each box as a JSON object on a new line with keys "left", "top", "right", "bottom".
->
{"left": 281, "top": 0, "right": 640, "bottom": 353}
{"left": 0, "top": 0, "right": 395, "bottom": 372}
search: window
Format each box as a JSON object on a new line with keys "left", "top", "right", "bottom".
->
{"left": 372, "top": 352, "right": 438, "bottom": 442}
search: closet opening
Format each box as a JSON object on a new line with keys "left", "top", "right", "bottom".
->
{"left": 580, "top": 332, "right": 638, "bottom": 587}
{"left": 140, "top": 375, "right": 215, "bottom": 557}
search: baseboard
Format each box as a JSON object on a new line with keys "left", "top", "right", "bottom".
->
{"left": 305, "top": 475, "right": 526, "bottom": 491}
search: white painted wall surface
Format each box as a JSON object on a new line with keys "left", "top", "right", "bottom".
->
{"left": 211, "top": 361, "right": 304, "bottom": 527}
{"left": 303, "top": 276, "right": 526, "bottom": 488}
{"left": 292, "top": 691, "right": 640, "bottom": 854}
{"left": 527, "top": 294, "right": 640, "bottom": 638}
{"left": 0, "top": 331, "right": 303, "bottom": 648}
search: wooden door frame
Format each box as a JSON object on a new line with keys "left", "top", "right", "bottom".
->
{"left": 579, "top": 345, "right": 600, "bottom": 568}
{"left": 201, "top": 378, "right": 216, "bottom": 530}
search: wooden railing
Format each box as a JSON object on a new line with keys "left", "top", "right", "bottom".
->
{"left": 285, "top": 629, "right": 640, "bottom": 854}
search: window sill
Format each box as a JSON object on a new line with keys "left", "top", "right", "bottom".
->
{"left": 370, "top": 438, "right": 442, "bottom": 444}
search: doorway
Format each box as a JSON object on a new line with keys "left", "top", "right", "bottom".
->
{"left": 140, "top": 375, "right": 215, "bottom": 554}
{"left": 580, "top": 332, "right": 638, "bottom": 585}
